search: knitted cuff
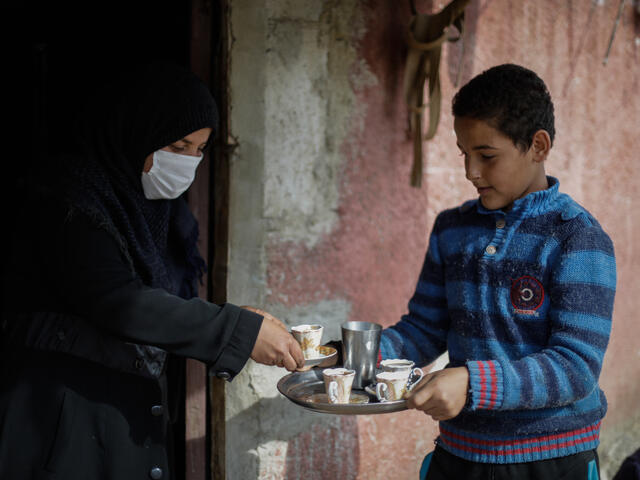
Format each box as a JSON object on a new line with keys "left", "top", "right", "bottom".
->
{"left": 466, "top": 360, "right": 504, "bottom": 410}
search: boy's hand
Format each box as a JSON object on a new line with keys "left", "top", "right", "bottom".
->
{"left": 242, "top": 306, "right": 305, "bottom": 371}
{"left": 405, "top": 366, "right": 469, "bottom": 421}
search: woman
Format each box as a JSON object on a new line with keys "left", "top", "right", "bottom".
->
{"left": 0, "top": 63, "right": 303, "bottom": 479}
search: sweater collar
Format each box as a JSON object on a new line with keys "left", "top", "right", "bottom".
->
{"left": 475, "top": 176, "right": 560, "bottom": 217}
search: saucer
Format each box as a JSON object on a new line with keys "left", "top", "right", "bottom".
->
{"left": 304, "top": 345, "right": 338, "bottom": 367}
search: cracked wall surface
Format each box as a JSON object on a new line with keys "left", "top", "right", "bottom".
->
{"left": 226, "top": 1, "right": 640, "bottom": 479}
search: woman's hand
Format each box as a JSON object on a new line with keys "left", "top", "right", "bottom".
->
{"left": 242, "top": 306, "right": 305, "bottom": 371}
{"left": 405, "top": 367, "right": 470, "bottom": 421}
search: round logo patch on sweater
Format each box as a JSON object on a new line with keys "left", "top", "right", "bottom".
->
{"left": 510, "top": 275, "right": 544, "bottom": 315}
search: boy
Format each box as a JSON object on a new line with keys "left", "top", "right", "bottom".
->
{"left": 380, "top": 64, "right": 616, "bottom": 479}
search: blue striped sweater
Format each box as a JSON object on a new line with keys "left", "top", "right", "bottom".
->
{"left": 380, "top": 177, "right": 616, "bottom": 464}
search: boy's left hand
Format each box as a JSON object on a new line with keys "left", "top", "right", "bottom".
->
{"left": 405, "top": 366, "right": 469, "bottom": 421}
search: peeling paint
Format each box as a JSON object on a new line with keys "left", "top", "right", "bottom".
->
{"left": 227, "top": 7, "right": 374, "bottom": 477}
{"left": 263, "top": 0, "right": 377, "bottom": 248}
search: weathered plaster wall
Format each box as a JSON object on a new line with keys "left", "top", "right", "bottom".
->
{"left": 227, "top": 1, "right": 640, "bottom": 479}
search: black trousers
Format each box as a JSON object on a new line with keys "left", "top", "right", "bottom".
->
{"left": 422, "top": 446, "right": 600, "bottom": 480}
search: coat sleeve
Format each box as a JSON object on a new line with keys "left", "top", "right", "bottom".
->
{"left": 41, "top": 206, "right": 262, "bottom": 378}
{"left": 465, "top": 219, "right": 616, "bottom": 411}
{"left": 379, "top": 213, "right": 449, "bottom": 366}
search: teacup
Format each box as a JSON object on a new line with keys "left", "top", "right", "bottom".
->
{"left": 322, "top": 367, "right": 355, "bottom": 404}
{"left": 380, "top": 358, "right": 415, "bottom": 373}
{"left": 291, "top": 324, "right": 323, "bottom": 359}
{"left": 375, "top": 368, "right": 424, "bottom": 402}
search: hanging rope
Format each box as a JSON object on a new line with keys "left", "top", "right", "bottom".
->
{"left": 403, "top": 0, "right": 470, "bottom": 187}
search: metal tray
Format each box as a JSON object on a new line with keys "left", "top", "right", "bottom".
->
{"left": 277, "top": 369, "right": 407, "bottom": 415}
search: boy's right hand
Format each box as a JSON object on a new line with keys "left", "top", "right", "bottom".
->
{"left": 243, "top": 306, "right": 305, "bottom": 371}
{"left": 405, "top": 366, "right": 470, "bottom": 421}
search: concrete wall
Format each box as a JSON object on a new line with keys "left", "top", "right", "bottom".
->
{"left": 226, "top": 1, "right": 640, "bottom": 479}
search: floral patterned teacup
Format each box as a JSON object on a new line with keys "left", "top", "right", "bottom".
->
{"left": 375, "top": 367, "right": 424, "bottom": 402}
{"left": 322, "top": 367, "right": 356, "bottom": 404}
{"left": 291, "top": 324, "right": 323, "bottom": 359}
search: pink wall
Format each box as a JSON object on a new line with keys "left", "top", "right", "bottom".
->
{"left": 267, "top": 1, "right": 640, "bottom": 477}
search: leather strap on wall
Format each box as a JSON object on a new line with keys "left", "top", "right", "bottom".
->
{"left": 403, "top": 0, "right": 470, "bottom": 187}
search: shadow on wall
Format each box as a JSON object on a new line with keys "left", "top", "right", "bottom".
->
{"left": 445, "top": 0, "right": 481, "bottom": 88}
{"left": 227, "top": 395, "right": 360, "bottom": 480}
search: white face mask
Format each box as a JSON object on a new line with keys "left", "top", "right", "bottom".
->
{"left": 141, "top": 149, "right": 203, "bottom": 200}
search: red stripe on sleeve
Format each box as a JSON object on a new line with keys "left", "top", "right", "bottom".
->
{"left": 488, "top": 361, "right": 498, "bottom": 409}
{"left": 477, "top": 361, "right": 487, "bottom": 408}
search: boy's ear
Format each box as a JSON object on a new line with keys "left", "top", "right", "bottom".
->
{"left": 530, "top": 130, "right": 551, "bottom": 162}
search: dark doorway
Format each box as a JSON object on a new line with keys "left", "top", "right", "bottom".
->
{"left": 1, "top": 1, "right": 191, "bottom": 160}
{"left": 0, "top": 2, "right": 209, "bottom": 478}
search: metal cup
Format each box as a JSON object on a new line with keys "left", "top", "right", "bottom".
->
{"left": 341, "top": 321, "right": 382, "bottom": 389}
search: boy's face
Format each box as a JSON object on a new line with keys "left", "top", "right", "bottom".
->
{"left": 454, "top": 116, "right": 548, "bottom": 211}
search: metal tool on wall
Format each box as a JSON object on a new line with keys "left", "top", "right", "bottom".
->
{"left": 603, "top": 0, "right": 628, "bottom": 65}
{"left": 403, "top": 0, "right": 470, "bottom": 187}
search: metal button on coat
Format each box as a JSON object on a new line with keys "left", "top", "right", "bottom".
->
{"left": 496, "top": 219, "right": 506, "bottom": 229}
{"left": 151, "top": 405, "right": 164, "bottom": 417}
{"left": 134, "top": 357, "right": 144, "bottom": 370}
{"left": 217, "top": 371, "right": 231, "bottom": 380}
{"left": 150, "top": 467, "right": 163, "bottom": 479}
{"left": 485, "top": 245, "right": 497, "bottom": 255}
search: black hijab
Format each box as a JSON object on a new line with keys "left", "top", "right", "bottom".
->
{"left": 53, "top": 62, "right": 218, "bottom": 298}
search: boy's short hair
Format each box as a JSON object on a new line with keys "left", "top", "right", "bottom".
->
{"left": 452, "top": 64, "right": 555, "bottom": 152}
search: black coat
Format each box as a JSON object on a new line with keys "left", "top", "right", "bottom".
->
{"left": 0, "top": 197, "right": 262, "bottom": 480}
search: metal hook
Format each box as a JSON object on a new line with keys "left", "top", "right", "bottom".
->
{"left": 603, "top": 0, "right": 627, "bottom": 65}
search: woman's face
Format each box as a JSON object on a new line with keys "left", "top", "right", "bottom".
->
{"left": 142, "top": 127, "right": 212, "bottom": 173}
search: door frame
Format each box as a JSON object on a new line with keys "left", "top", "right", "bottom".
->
{"left": 187, "top": 0, "right": 230, "bottom": 479}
